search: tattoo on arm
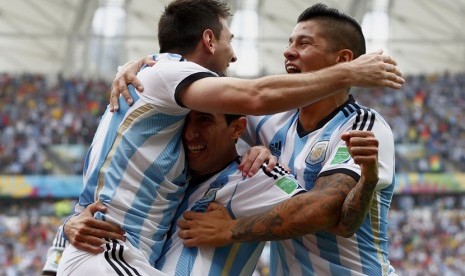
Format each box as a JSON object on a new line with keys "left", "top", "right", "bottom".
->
{"left": 231, "top": 173, "right": 355, "bottom": 242}
{"left": 336, "top": 175, "right": 377, "bottom": 236}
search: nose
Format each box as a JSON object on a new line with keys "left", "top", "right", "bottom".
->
{"left": 183, "top": 123, "right": 199, "bottom": 141}
{"left": 283, "top": 43, "right": 297, "bottom": 60}
{"left": 230, "top": 54, "right": 237, "bottom": 63}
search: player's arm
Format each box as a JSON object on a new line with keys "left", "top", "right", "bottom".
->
{"left": 326, "top": 131, "right": 379, "bottom": 237}
{"left": 179, "top": 53, "right": 403, "bottom": 115}
{"left": 64, "top": 201, "right": 126, "bottom": 254}
{"left": 110, "top": 51, "right": 404, "bottom": 113}
{"left": 178, "top": 172, "right": 354, "bottom": 247}
{"left": 177, "top": 131, "right": 379, "bottom": 246}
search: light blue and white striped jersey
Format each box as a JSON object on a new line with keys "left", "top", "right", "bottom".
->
{"left": 77, "top": 53, "right": 217, "bottom": 266}
{"left": 156, "top": 158, "right": 304, "bottom": 275}
{"left": 243, "top": 96, "right": 396, "bottom": 276}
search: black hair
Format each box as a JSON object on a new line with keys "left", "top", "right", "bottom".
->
{"left": 224, "top": 114, "right": 243, "bottom": 125}
{"left": 158, "top": 0, "right": 231, "bottom": 55}
{"left": 297, "top": 3, "right": 366, "bottom": 58}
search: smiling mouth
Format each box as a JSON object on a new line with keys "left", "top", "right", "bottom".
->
{"left": 187, "top": 145, "right": 206, "bottom": 155}
{"left": 286, "top": 65, "right": 301, "bottom": 73}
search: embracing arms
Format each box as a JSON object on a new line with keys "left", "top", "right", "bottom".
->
{"left": 177, "top": 130, "right": 380, "bottom": 247}
{"left": 110, "top": 51, "right": 404, "bottom": 115}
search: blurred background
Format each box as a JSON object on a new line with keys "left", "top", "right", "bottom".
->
{"left": 1, "top": 0, "right": 464, "bottom": 275}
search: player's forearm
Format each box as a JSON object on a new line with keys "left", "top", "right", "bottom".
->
{"left": 230, "top": 192, "right": 334, "bottom": 242}
{"left": 183, "top": 65, "right": 351, "bottom": 116}
{"left": 331, "top": 175, "right": 377, "bottom": 237}
{"left": 243, "top": 65, "right": 352, "bottom": 115}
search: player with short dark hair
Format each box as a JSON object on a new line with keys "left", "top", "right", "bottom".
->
{"left": 52, "top": 1, "right": 403, "bottom": 275}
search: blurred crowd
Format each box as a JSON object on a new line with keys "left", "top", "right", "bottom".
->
{"left": 354, "top": 72, "right": 465, "bottom": 173}
{"left": 0, "top": 200, "right": 74, "bottom": 276}
{"left": 0, "top": 73, "right": 109, "bottom": 175}
{"left": 1, "top": 196, "right": 464, "bottom": 275}
{"left": 388, "top": 195, "right": 465, "bottom": 276}
{"left": 2, "top": 72, "right": 465, "bottom": 175}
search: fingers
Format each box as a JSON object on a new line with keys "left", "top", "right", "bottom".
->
{"left": 344, "top": 131, "right": 379, "bottom": 185}
{"left": 384, "top": 73, "right": 405, "bottom": 89}
{"left": 109, "top": 77, "right": 131, "bottom": 112}
{"left": 353, "top": 51, "right": 405, "bottom": 89}
{"left": 265, "top": 155, "right": 278, "bottom": 172}
{"left": 182, "top": 210, "right": 204, "bottom": 221}
{"left": 110, "top": 56, "right": 153, "bottom": 112}
{"left": 73, "top": 240, "right": 105, "bottom": 254}
{"left": 177, "top": 215, "right": 199, "bottom": 247}
{"left": 179, "top": 230, "right": 198, "bottom": 247}
{"left": 239, "top": 146, "right": 274, "bottom": 177}
{"left": 207, "top": 202, "right": 225, "bottom": 212}
{"left": 109, "top": 82, "right": 121, "bottom": 112}
{"left": 382, "top": 61, "right": 405, "bottom": 89}
{"left": 65, "top": 204, "right": 126, "bottom": 253}
{"left": 383, "top": 56, "right": 405, "bottom": 89}
{"left": 343, "top": 131, "right": 378, "bottom": 165}
{"left": 87, "top": 201, "right": 107, "bottom": 214}
{"left": 381, "top": 54, "right": 397, "bottom": 66}
{"left": 72, "top": 216, "right": 125, "bottom": 239}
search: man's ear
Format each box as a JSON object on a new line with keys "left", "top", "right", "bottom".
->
{"left": 202, "top": 29, "right": 216, "bottom": 55}
{"left": 336, "top": 49, "right": 354, "bottom": 63}
{"left": 230, "top": 117, "right": 247, "bottom": 141}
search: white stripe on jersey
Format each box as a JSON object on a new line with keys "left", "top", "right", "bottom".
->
{"left": 157, "top": 159, "right": 304, "bottom": 275}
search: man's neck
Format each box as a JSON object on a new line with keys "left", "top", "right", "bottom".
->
{"left": 298, "top": 92, "right": 349, "bottom": 132}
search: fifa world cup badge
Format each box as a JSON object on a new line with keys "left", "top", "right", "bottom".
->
{"left": 305, "top": 141, "right": 328, "bottom": 165}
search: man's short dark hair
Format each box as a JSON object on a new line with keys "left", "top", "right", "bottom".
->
{"left": 224, "top": 114, "right": 243, "bottom": 125}
{"left": 298, "top": 3, "right": 366, "bottom": 58}
{"left": 158, "top": 0, "right": 231, "bottom": 55}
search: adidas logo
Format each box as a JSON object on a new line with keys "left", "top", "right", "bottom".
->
{"left": 269, "top": 141, "right": 282, "bottom": 156}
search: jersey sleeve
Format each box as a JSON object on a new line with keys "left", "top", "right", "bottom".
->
{"left": 319, "top": 111, "right": 395, "bottom": 191}
{"left": 228, "top": 163, "right": 305, "bottom": 218}
{"left": 136, "top": 61, "right": 217, "bottom": 114}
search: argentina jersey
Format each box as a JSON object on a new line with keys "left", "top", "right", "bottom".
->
{"left": 78, "top": 53, "right": 218, "bottom": 265}
{"left": 244, "top": 95, "right": 396, "bottom": 275}
{"left": 156, "top": 158, "right": 304, "bottom": 275}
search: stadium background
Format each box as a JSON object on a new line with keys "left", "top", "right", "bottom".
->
{"left": 1, "top": 0, "right": 464, "bottom": 275}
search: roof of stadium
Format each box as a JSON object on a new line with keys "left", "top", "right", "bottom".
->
{"left": 1, "top": 0, "right": 464, "bottom": 79}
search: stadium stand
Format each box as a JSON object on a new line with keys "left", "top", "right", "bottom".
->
{"left": 1, "top": 71, "right": 465, "bottom": 275}
{"left": 0, "top": 73, "right": 109, "bottom": 175}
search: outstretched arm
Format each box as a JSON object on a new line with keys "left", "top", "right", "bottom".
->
{"left": 178, "top": 130, "right": 379, "bottom": 246}
{"left": 179, "top": 52, "right": 403, "bottom": 115}
{"left": 109, "top": 51, "right": 404, "bottom": 113}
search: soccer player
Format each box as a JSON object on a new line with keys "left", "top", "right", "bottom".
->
{"left": 53, "top": 111, "right": 380, "bottom": 276}
{"left": 55, "top": 0, "right": 404, "bottom": 275}
{"left": 155, "top": 111, "right": 304, "bottom": 275}
{"left": 178, "top": 4, "right": 398, "bottom": 275}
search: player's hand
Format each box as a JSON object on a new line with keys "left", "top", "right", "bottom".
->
{"left": 64, "top": 202, "right": 126, "bottom": 254}
{"left": 178, "top": 202, "right": 235, "bottom": 247}
{"left": 345, "top": 50, "right": 405, "bottom": 89}
{"left": 341, "top": 130, "right": 379, "bottom": 186}
{"left": 239, "top": 145, "right": 278, "bottom": 177}
{"left": 109, "top": 56, "right": 156, "bottom": 112}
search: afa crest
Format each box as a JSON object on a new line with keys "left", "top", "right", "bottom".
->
{"left": 305, "top": 141, "right": 328, "bottom": 165}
